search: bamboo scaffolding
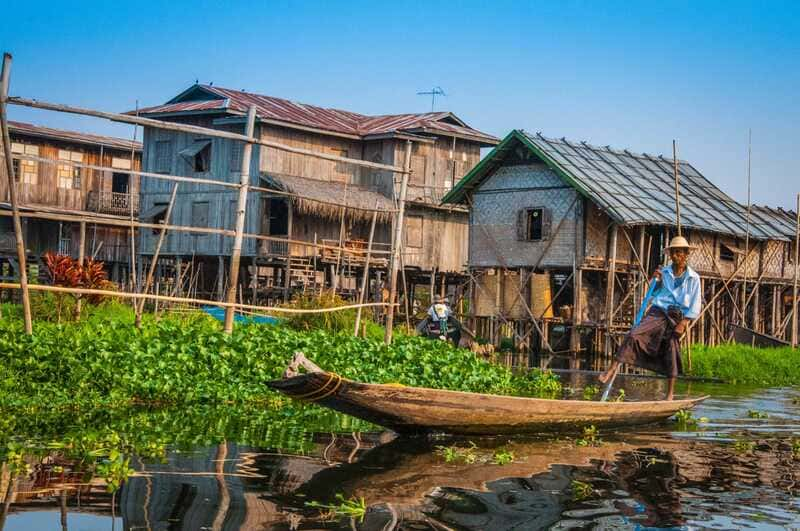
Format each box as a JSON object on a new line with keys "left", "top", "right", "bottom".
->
{"left": 135, "top": 183, "right": 178, "bottom": 327}
{"left": 7, "top": 96, "right": 410, "bottom": 175}
{"left": 0, "top": 282, "right": 394, "bottom": 314}
{"left": 224, "top": 105, "right": 256, "bottom": 333}
{"left": 0, "top": 209, "right": 391, "bottom": 255}
{"left": 0, "top": 53, "right": 31, "bottom": 333}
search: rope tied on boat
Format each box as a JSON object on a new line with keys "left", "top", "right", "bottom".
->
{"left": 289, "top": 371, "right": 343, "bottom": 402}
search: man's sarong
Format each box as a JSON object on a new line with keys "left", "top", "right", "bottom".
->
{"left": 614, "top": 306, "right": 682, "bottom": 377}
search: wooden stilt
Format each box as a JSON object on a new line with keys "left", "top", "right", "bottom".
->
{"left": 384, "top": 140, "right": 412, "bottom": 344}
{"left": 354, "top": 206, "right": 378, "bottom": 336}
{"left": 605, "top": 224, "right": 618, "bottom": 357}
{"left": 75, "top": 220, "right": 86, "bottom": 319}
{"left": 0, "top": 53, "right": 31, "bottom": 333}
{"left": 224, "top": 105, "right": 257, "bottom": 333}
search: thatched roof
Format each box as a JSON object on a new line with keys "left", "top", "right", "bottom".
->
{"left": 259, "top": 173, "right": 394, "bottom": 223}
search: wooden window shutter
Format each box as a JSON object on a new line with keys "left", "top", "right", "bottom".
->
{"left": 542, "top": 208, "right": 553, "bottom": 240}
{"left": 516, "top": 209, "right": 527, "bottom": 241}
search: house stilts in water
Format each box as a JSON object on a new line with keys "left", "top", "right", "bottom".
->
{"left": 133, "top": 84, "right": 498, "bottom": 306}
{"left": 442, "top": 130, "right": 798, "bottom": 363}
{"left": 0, "top": 121, "right": 141, "bottom": 287}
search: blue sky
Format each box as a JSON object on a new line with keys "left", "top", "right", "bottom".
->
{"left": 2, "top": 0, "right": 798, "bottom": 208}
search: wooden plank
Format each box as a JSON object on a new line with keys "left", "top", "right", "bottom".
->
{"left": 605, "top": 224, "right": 618, "bottom": 356}
{"left": 384, "top": 140, "right": 412, "bottom": 344}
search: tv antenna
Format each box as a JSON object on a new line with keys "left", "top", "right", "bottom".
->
{"left": 417, "top": 86, "right": 446, "bottom": 111}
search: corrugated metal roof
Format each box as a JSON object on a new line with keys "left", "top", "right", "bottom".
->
{"left": 8, "top": 121, "right": 141, "bottom": 152}
{"left": 443, "top": 129, "right": 794, "bottom": 241}
{"left": 135, "top": 85, "right": 498, "bottom": 145}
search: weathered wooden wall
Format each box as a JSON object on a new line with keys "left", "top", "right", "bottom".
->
{"left": 403, "top": 205, "right": 468, "bottom": 273}
{"left": 1, "top": 133, "right": 140, "bottom": 211}
{"left": 138, "top": 120, "right": 261, "bottom": 256}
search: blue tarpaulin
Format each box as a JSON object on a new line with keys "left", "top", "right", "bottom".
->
{"left": 201, "top": 306, "right": 281, "bottom": 326}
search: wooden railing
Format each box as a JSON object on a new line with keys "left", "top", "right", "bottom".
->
{"left": 86, "top": 191, "right": 139, "bottom": 216}
{"left": 406, "top": 185, "right": 452, "bottom": 204}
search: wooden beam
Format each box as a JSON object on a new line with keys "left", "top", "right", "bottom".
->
{"left": 384, "top": 140, "right": 412, "bottom": 344}
{"left": 225, "top": 105, "right": 257, "bottom": 333}
{"left": 0, "top": 53, "right": 31, "bottom": 333}
{"left": 74, "top": 220, "right": 86, "bottom": 319}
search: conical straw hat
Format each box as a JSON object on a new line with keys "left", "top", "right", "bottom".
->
{"left": 664, "top": 235, "right": 697, "bottom": 251}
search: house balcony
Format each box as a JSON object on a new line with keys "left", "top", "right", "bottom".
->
{"left": 86, "top": 191, "right": 139, "bottom": 216}
{"left": 406, "top": 185, "right": 453, "bottom": 205}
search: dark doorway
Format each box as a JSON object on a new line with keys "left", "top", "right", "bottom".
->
{"left": 112, "top": 172, "right": 129, "bottom": 194}
{"left": 267, "top": 198, "right": 289, "bottom": 235}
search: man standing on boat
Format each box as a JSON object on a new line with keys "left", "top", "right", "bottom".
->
{"left": 598, "top": 236, "right": 702, "bottom": 395}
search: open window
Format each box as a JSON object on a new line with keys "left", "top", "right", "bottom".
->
{"left": 517, "top": 207, "right": 552, "bottom": 241}
{"left": 180, "top": 139, "right": 212, "bottom": 173}
{"left": 719, "top": 242, "right": 742, "bottom": 263}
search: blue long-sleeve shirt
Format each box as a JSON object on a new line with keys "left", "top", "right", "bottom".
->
{"left": 650, "top": 264, "right": 702, "bottom": 319}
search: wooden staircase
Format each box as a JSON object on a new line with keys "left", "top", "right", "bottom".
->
{"left": 289, "top": 257, "right": 317, "bottom": 289}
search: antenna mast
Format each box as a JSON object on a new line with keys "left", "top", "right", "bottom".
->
{"left": 417, "top": 86, "right": 446, "bottom": 111}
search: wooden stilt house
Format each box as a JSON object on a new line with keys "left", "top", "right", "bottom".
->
{"left": 134, "top": 84, "right": 498, "bottom": 302}
{"left": 442, "top": 130, "right": 798, "bottom": 359}
{"left": 0, "top": 121, "right": 141, "bottom": 285}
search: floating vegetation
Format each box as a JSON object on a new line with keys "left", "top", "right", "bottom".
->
{"left": 582, "top": 385, "right": 600, "bottom": 401}
{"left": 492, "top": 449, "right": 515, "bottom": 465}
{"left": 571, "top": 479, "right": 595, "bottom": 501}
{"left": 0, "top": 303, "right": 568, "bottom": 411}
{"left": 746, "top": 409, "right": 769, "bottom": 419}
{"left": 306, "top": 494, "right": 367, "bottom": 522}
{"left": 733, "top": 440, "right": 757, "bottom": 454}
{"left": 576, "top": 425, "right": 602, "bottom": 447}
{"left": 615, "top": 389, "right": 626, "bottom": 402}
{"left": 674, "top": 409, "right": 698, "bottom": 428}
{"left": 436, "top": 441, "right": 478, "bottom": 464}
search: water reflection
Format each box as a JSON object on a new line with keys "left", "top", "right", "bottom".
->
{"left": 0, "top": 387, "right": 798, "bottom": 530}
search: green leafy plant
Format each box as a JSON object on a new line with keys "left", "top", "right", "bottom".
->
{"left": 492, "top": 449, "right": 515, "bottom": 465}
{"left": 435, "top": 441, "right": 478, "bottom": 464}
{"left": 306, "top": 493, "right": 367, "bottom": 522}
{"left": 733, "top": 439, "right": 756, "bottom": 453}
{"left": 571, "top": 480, "right": 594, "bottom": 501}
{"left": 674, "top": 409, "right": 697, "bottom": 428}
{"left": 576, "top": 425, "right": 602, "bottom": 447}
{"left": 614, "top": 389, "right": 626, "bottom": 402}
{"left": 791, "top": 440, "right": 800, "bottom": 459}
{"left": 746, "top": 409, "right": 769, "bottom": 419}
{"left": 513, "top": 370, "right": 562, "bottom": 399}
{"left": 582, "top": 385, "right": 599, "bottom": 401}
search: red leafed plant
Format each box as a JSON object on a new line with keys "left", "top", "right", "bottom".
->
{"left": 44, "top": 252, "right": 116, "bottom": 305}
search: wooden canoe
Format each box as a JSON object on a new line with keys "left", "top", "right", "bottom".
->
{"left": 267, "top": 370, "right": 708, "bottom": 435}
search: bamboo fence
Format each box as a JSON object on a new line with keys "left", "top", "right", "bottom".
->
{"left": 0, "top": 52, "right": 412, "bottom": 341}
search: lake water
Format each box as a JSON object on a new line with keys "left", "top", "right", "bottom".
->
{"left": 1, "top": 381, "right": 799, "bottom": 530}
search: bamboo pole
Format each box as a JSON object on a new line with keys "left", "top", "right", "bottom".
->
{"left": 793, "top": 193, "right": 799, "bottom": 348}
{"left": 135, "top": 183, "right": 178, "bottom": 328}
{"left": 0, "top": 53, "right": 31, "bottom": 333}
{"left": 75, "top": 220, "right": 86, "bottom": 319}
{"left": 0, "top": 209, "right": 392, "bottom": 256}
{"left": 743, "top": 129, "right": 752, "bottom": 321}
{"left": 384, "top": 140, "right": 412, "bottom": 344}
{"left": 128, "top": 102, "right": 139, "bottom": 302}
{"left": 673, "top": 140, "right": 681, "bottom": 236}
{"left": 224, "top": 105, "right": 257, "bottom": 333}
{"left": 354, "top": 205, "right": 378, "bottom": 336}
{"left": 0, "top": 282, "right": 393, "bottom": 314}
{"left": 605, "top": 224, "right": 618, "bottom": 356}
{"left": 8, "top": 96, "right": 410, "bottom": 175}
